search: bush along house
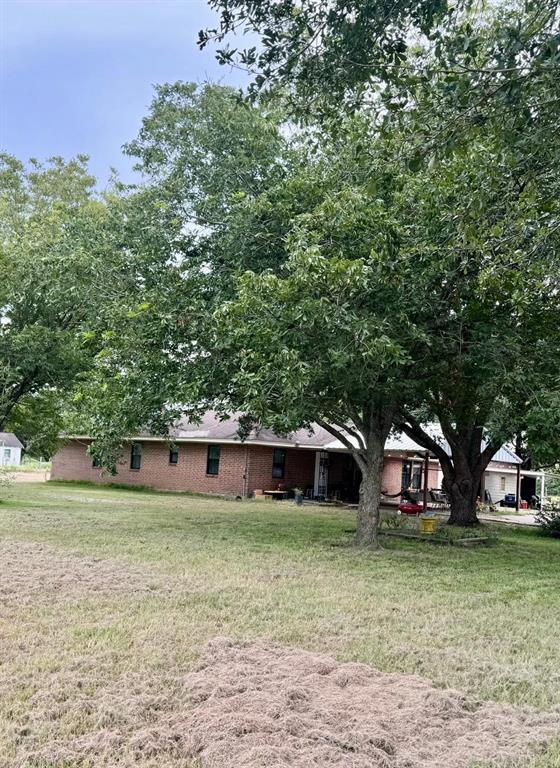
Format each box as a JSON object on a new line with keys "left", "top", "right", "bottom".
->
{"left": 51, "top": 413, "right": 545, "bottom": 507}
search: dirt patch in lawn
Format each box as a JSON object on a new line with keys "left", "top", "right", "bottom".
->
{"left": 0, "top": 539, "right": 170, "bottom": 604}
{"left": 20, "top": 637, "right": 559, "bottom": 768}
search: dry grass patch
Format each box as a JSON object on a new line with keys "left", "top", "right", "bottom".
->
{"left": 0, "top": 539, "right": 172, "bottom": 606}
{"left": 0, "top": 482, "right": 559, "bottom": 767}
{"left": 15, "top": 638, "right": 560, "bottom": 768}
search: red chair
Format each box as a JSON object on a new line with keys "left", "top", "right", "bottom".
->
{"left": 398, "top": 502, "right": 424, "bottom": 515}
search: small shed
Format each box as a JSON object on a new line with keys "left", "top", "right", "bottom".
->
{"left": 0, "top": 433, "right": 23, "bottom": 466}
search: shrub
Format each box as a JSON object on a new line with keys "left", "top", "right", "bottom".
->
{"left": 476, "top": 502, "right": 498, "bottom": 516}
{"left": 0, "top": 468, "right": 14, "bottom": 501}
{"left": 535, "top": 508, "right": 560, "bottom": 538}
{"left": 380, "top": 513, "right": 409, "bottom": 530}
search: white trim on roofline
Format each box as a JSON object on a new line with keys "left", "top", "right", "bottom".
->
{"left": 66, "top": 435, "right": 321, "bottom": 450}
{"left": 67, "top": 436, "right": 438, "bottom": 453}
{"left": 62, "top": 435, "right": 498, "bottom": 465}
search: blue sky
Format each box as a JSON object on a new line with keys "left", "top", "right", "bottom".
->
{"left": 0, "top": 0, "right": 247, "bottom": 185}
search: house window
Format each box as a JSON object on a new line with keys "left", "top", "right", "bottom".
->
{"left": 3, "top": 448, "right": 11, "bottom": 463}
{"left": 130, "top": 442, "right": 142, "bottom": 470}
{"left": 500, "top": 476, "right": 506, "bottom": 491}
{"left": 169, "top": 446, "right": 179, "bottom": 465}
{"left": 402, "top": 460, "right": 423, "bottom": 491}
{"left": 92, "top": 454, "right": 101, "bottom": 468}
{"left": 272, "top": 448, "right": 286, "bottom": 479}
{"left": 206, "top": 445, "right": 220, "bottom": 475}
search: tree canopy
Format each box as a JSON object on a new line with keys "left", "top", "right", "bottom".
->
{"left": 82, "top": 76, "right": 558, "bottom": 540}
{"left": 72, "top": 2, "right": 560, "bottom": 542}
{"left": 0, "top": 155, "right": 112, "bottom": 450}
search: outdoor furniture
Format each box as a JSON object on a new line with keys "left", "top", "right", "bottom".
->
{"left": 263, "top": 489, "right": 288, "bottom": 500}
{"left": 500, "top": 493, "right": 517, "bottom": 508}
{"left": 398, "top": 502, "right": 424, "bottom": 515}
{"left": 429, "top": 489, "right": 449, "bottom": 507}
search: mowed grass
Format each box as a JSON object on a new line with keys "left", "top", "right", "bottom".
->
{"left": 0, "top": 481, "right": 559, "bottom": 767}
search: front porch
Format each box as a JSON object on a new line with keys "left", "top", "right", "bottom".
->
{"left": 309, "top": 450, "right": 440, "bottom": 505}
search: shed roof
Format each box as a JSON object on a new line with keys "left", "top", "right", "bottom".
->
{"left": 0, "top": 432, "right": 23, "bottom": 449}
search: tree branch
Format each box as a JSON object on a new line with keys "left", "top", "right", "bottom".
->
{"left": 395, "top": 411, "right": 454, "bottom": 476}
{"left": 316, "top": 418, "right": 367, "bottom": 473}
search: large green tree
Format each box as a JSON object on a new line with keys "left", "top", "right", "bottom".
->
{"left": 85, "top": 64, "right": 559, "bottom": 538}
{"left": 211, "top": 182, "right": 425, "bottom": 547}
{"left": 77, "top": 84, "right": 299, "bottom": 468}
{"left": 392, "top": 140, "right": 559, "bottom": 524}
{"left": 0, "top": 154, "right": 114, "bottom": 445}
{"left": 211, "top": 119, "right": 559, "bottom": 531}
{"left": 85, "top": 108, "right": 427, "bottom": 545}
{"left": 199, "top": 0, "right": 560, "bottom": 525}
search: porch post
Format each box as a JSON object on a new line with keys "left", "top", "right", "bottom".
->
{"left": 314, "top": 451, "right": 329, "bottom": 500}
{"left": 314, "top": 451, "right": 329, "bottom": 499}
{"left": 422, "top": 451, "right": 429, "bottom": 513}
{"left": 515, "top": 463, "right": 521, "bottom": 511}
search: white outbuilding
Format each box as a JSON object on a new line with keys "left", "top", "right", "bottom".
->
{"left": 0, "top": 433, "right": 23, "bottom": 466}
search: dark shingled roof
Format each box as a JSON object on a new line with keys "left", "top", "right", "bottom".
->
{"left": 69, "top": 412, "right": 522, "bottom": 464}
{"left": 168, "top": 412, "right": 330, "bottom": 448}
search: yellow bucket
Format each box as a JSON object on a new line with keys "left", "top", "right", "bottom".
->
{"left": 419, "top": 516, "right": 437, "bottom": 535}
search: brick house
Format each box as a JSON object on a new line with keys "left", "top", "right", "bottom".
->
{"left": 51, "top": 412, "right": 534, "bottom": 505}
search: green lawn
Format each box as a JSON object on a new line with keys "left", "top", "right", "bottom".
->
{"left": 1, "top": 481, "right": 559, "bottom": 767}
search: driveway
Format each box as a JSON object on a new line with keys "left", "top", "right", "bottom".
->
{"left": 477, "top": 512, "right": 539, "bottom": 527}
{"left": 9, "top": 470, "right": 50, "bottom": 483}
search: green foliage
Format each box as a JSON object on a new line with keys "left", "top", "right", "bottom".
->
{"left": 524, "top": 391, "right": 560, "bottom": 468}
{"left": 546, "top": 471, "right": 560, "bottom": 497}
{"left": 7, "top": 390, "right": 68, "bottom": 459}
{"left": 0, "top": 154, "right": 116, "bottom": 448}
{"left": 84, "top": 10, "right": 560, "bottom": 533}
{"left": 200, "top": 0, "right": 457, "bottom": 117}
{"left": 0, "top": 468, "right": 13, "bottom": 488}
{"left": 201, "top": 0, "right": 560, "bottom": 158}
{"left": 535, "top": 508, "right": 560, "bottom": 538}
{"left": 125, "top": 82, "right": 286, "bottom": 214}
{"left": 379, "top": 513, "right": 407, "bottom": 531}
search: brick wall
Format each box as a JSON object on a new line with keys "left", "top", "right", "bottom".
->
{"left": 247, "top": 446, "right": 316, "bottom": 494}
{"left": 51, "top": 439, "right": 250, "bottom": 496}
{"left": 51, "top": 440, "right": 441, "bottom": 498}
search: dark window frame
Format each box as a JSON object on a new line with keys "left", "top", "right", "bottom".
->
{"left": 130, "top": 442, "right": 142, "bottom": 471}
{"left": 206, "top": 444, "right": 221, "bottom": 475}
{"left": 272, "top": 448, "right": 287, "bottom": 479}
{"left": 91, "top": 454, "right": 101, "bottom": 468}
{"left": 169, "top": 446, "right": 179, "bottom": 465}
{"left": 401, "top": 460, "right": 422, "bottom": 491}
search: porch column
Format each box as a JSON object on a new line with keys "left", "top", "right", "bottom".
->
{"left": 314, "top": 451, "right": 328, "bottom": 499}
{"left": 422, "top": 451, "right": 429, "bottom": 513}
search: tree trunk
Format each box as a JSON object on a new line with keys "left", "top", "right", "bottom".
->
{"left": 319, "top": 404, "right": 394, "bottom": 548}
{"left": 442, "top": 465, "right": 482, "bottom": 526}
{"left": 446, "top": 481, "right": 479, "bottom": 525}
{"left": 355, "top": 436, "right": 385, "bottom": 548}
{"left": 396, "top": 414, "right": 503, "bottom": 527}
